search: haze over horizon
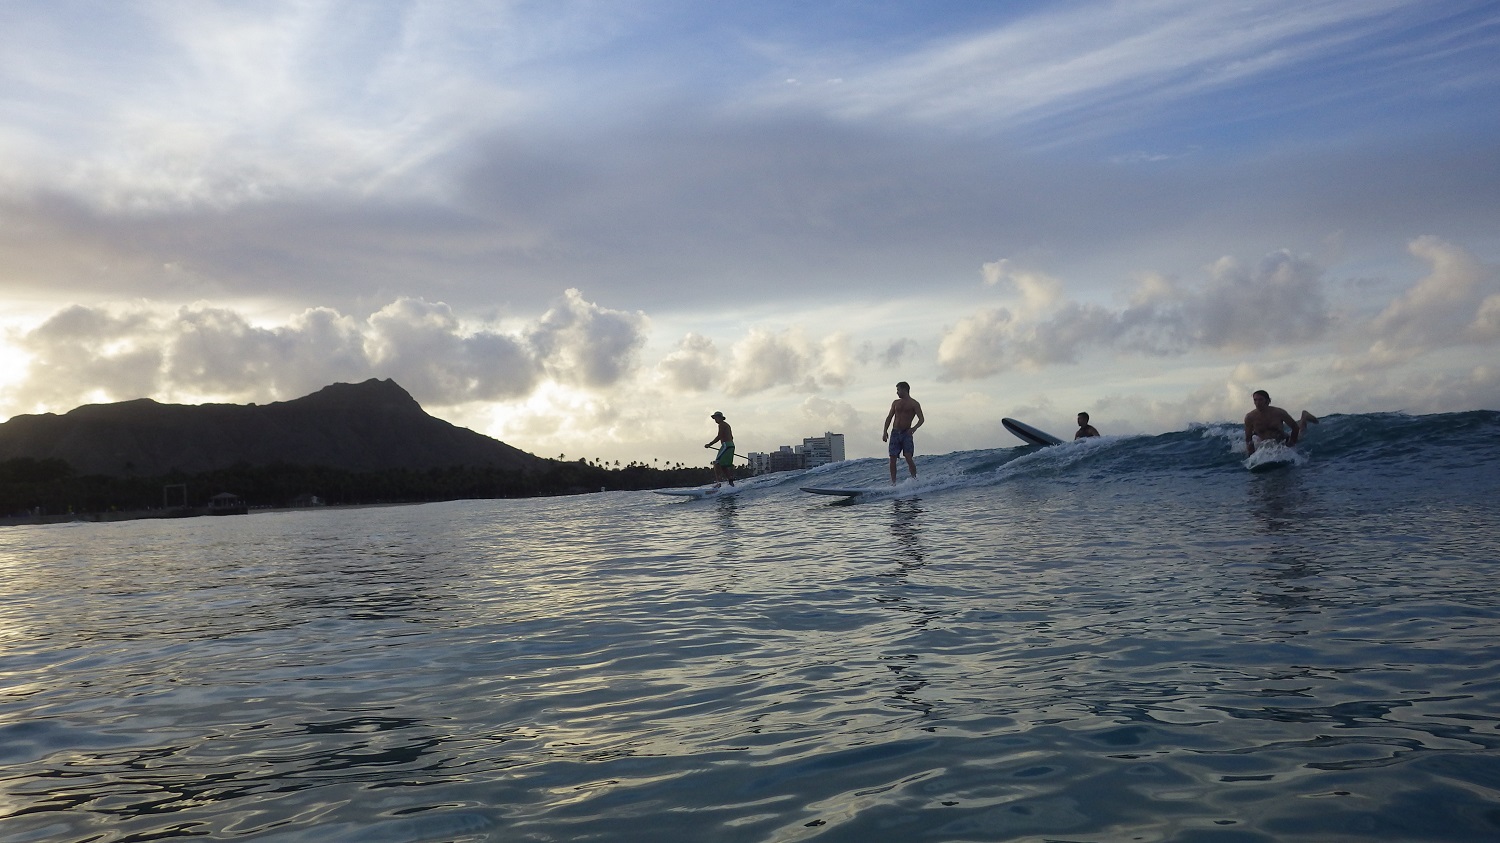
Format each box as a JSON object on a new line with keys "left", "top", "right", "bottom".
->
{"left": 3, "top": 1, "right": 1498, "bottom": 466}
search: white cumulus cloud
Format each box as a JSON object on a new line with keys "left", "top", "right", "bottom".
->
{"left": 938, "top": 249, "right": 1334, "bottom": 380}
{"left": 657, "top": 332, "right": 719, "bottom": 392}
{"left": 3, "top": 289, "right": 650, "bottom": 413}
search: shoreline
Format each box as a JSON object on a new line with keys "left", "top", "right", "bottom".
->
{"left": 0, "top": 501, "right": 431, "bottom": 529}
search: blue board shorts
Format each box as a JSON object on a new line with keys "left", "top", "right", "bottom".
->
{"left": 715, "top": 444, "right": 736, "bottom": 467}
{"left": 888, "top": 429, "right": 915, "bottom": 458}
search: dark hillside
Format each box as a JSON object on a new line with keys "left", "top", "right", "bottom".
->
{"left": 0, "top": 379, "right": 547, "bottom": 477}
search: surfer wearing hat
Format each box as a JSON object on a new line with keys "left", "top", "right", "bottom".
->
{"left": 706, "top": 411, "right": 736, "bottom": 488}
{"left": 882, "top": 381, "right": 925, "bottom": 484}
{"left": 1244, "top": 390, "right": 1317, "bottom": 455}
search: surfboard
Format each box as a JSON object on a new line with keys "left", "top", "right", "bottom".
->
{"left": 800, "top": 487, "right": 868, "bottom": 497}
{"left": 1245, "top": 440, "right": 1298, "bottom": 472}
{"left": 1002, "top": 417, "right": 1064, "bottom": 447}
{"left": 654, "top": 485, "right": 744, "bottom": 500}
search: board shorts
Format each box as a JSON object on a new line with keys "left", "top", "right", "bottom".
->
{"left": 715, "top": 444, "right": 736, "bottom": 467}
{"left": 888, "top": 429, "right": 915, "bottom": 458}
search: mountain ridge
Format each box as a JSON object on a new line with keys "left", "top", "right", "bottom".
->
{"left": 0, "top": 379, "right": 547, "bottom": 477}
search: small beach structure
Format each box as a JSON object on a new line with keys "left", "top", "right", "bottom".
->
{"left": 208, "top": 492, "right": 248, "bottom": 515}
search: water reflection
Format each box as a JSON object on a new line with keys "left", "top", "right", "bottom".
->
{"left": 1252, "top": 550, "right": 1323, "bottom": 614}
{"left": 1245, "top": 469, "right": 1311, "bottom": 534}
{"left": 268, "top": 523, "right": 453, "bottom": 624}
{"left": 7, "top": 466, "right": 1497, "bottom": 843}
{"left": 888, "top": 498, "right": 926, "bottom": 570}
{"left": 1243, "top": 471, "right": 1327, "bottom": 614}
{"left": 712, "top": 495, "right": 741, "bottom": 560}
{"left": 876, "top": 499, "right": 939, "bottom": 720}
{"left": 12, "top": 710, "right": 453, "bottom": 830}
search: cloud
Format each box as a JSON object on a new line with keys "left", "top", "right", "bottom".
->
{"left": 1124, "top": 250, "right": 1331, "bottom": 354}
{"left": 1317, "top": 360, "right": 1500, "bottom": 417}
{"left": 938, "top": 249, "right": 1334, "bottom": 380}
{"left": 1368, "top": 236, "right": 1499, "bottom": 347}
{"left": 875, "top": 338, "right": 918, "bottom": 368}
{"left": 4, "top": 1, "right": 1495, "bottom": 327}
{"left": 1473, "top": 296, "right": 1500, "bottom": 342}
{"left": 3, "top": 289, "right": 650, "bottom": 413}
{"left": 526, "top": 288, "right": 649, "bottom": 388}
{"left": 981, "top": 259, "right": 1062, "bottom": 313}
{"left": 1227, "top": 360, "right": 1300, "bottom": 392}
{"left": 368, "top": 298, "right": 539, "bottom": 403}
{"left": 0, "top": 1, "right": 540, "bottom": 213}
{"left": 723, "top": 327, "right": 854, "bottom": 396}
{"left": 8, "top": 305, "right": 163, "bottom": 407}
{"left": 817, "top": 333, "right": 856, "bottom": 388}
{"left": 657, "top": 332, "right": 719, "bottom": 392}
{"left": 724, "top": 328, "right": 811, "bottom": 395}
{"left": 799, "top": 395, "right": 861, "bottom": 434}
{"left": 936, "top": 308, "right": 1015, "bottom": 380}
{"left": 1334, "top": 237, "right": 1500, "bottom": 372}
{"left": 180, "top": 305, "right": 362, "bottom": 390}
{"left": 760, "top": 0, "right": 1426, "bottom": 139}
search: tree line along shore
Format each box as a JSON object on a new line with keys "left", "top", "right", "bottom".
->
{"left": 1, "top": 456, "right": 743, "bottom": 526}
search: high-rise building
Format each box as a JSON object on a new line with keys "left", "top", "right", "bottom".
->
{"left": 747, "top": 445, "right": 805, "bottom": 475}
{"left": 746, "top": 432, "right": 845, "bottom": 475}
{"left": 801, "top": 432, "right": 845, "bottom": 468}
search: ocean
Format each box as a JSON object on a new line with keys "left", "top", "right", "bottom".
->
{"left": 2, "top": 410, "right": 1498, "bottom": 842}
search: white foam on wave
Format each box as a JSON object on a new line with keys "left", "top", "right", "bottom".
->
{"left": 1242, "top": 439, "right": 1306, "bottom": 471}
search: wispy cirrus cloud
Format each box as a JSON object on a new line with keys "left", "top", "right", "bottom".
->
{"left": 758, "top": 0, "right": 1485, "bottom": 140}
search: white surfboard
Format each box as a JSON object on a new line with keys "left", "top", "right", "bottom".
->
{"left": 1002, "top": 417, "right": 1064, "bottom": 447}
{"left": 655, "top": 485, "right": 744, "bottom": 500}
{"left": 1245, "top": 440, "right": 1298, "bottom": 472}
{"left": 800, "top": 486, "right": 869, "bottom": 497}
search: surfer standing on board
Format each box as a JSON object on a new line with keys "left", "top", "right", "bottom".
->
{"left": 1244, "top": 390, "right": 1317, "bottom": 455}
{"left": 882, "top": 381, "right": 925, "bottom": 484}
{"left": 1075, "top": 412, "right": 1100, "bottom": 439}
{"left": 706, "top": 411, "right": 736, "bottom": 488}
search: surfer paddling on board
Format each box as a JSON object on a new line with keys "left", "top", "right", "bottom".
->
{"left": 882, "top": 381, "right": 925, "bottom": 484}
{"left": 1244, "top": 390, "right": 1317, "bottom": 455}
{"left": 1075, "top": 412, "right": 1100, "bottom": 439}
{"left": 706, "top": 411, "right": 736, "bottom": 488}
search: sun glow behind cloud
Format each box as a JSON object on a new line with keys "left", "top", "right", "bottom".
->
{"left": 0, "top": 338, "right": 31, "bottom": 413}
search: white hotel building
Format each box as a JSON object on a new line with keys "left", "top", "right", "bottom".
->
{"left": 747, "top": 432, "right": 845, "bottom": 475}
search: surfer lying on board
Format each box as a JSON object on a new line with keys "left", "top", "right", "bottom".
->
{"left": 706, "top": 411, "right": 736, "bottom": 488}
{"left": 1244, "top": 390, "right": 1317, "bottom": 455}
{"left": 1075, "top": 412, "right": 1100, "bottom": 439}
{"left": 883, "top": 381, "right": 925, "bottom": 484}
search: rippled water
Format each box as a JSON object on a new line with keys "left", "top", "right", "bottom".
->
{"left": 3, "top": 414, "right": 1499, "bottom": 842}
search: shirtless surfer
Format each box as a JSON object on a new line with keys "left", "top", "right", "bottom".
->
{"left": 882, "top": 381, "right": 925, "bottom": 484}
{"left": 1075, "top": 412, "right": 1100, "bottom": 439}
{"left": 706, "top": 411, "right": 736, "bottom": 488}
{"left": 1244, "top": 390, "right": 1317, "bottom": 455}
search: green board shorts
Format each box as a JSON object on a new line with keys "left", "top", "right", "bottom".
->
{"left": 715, "top": 444, "right": 735, "bottom": 467}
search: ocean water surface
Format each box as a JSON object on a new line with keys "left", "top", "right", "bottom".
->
{"left": 2, "top": 411, "right": 1499, "bottom": 842}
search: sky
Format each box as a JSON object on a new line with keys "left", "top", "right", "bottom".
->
{"left": 2, "top": 0, "right": 1498, "bottom": 468}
